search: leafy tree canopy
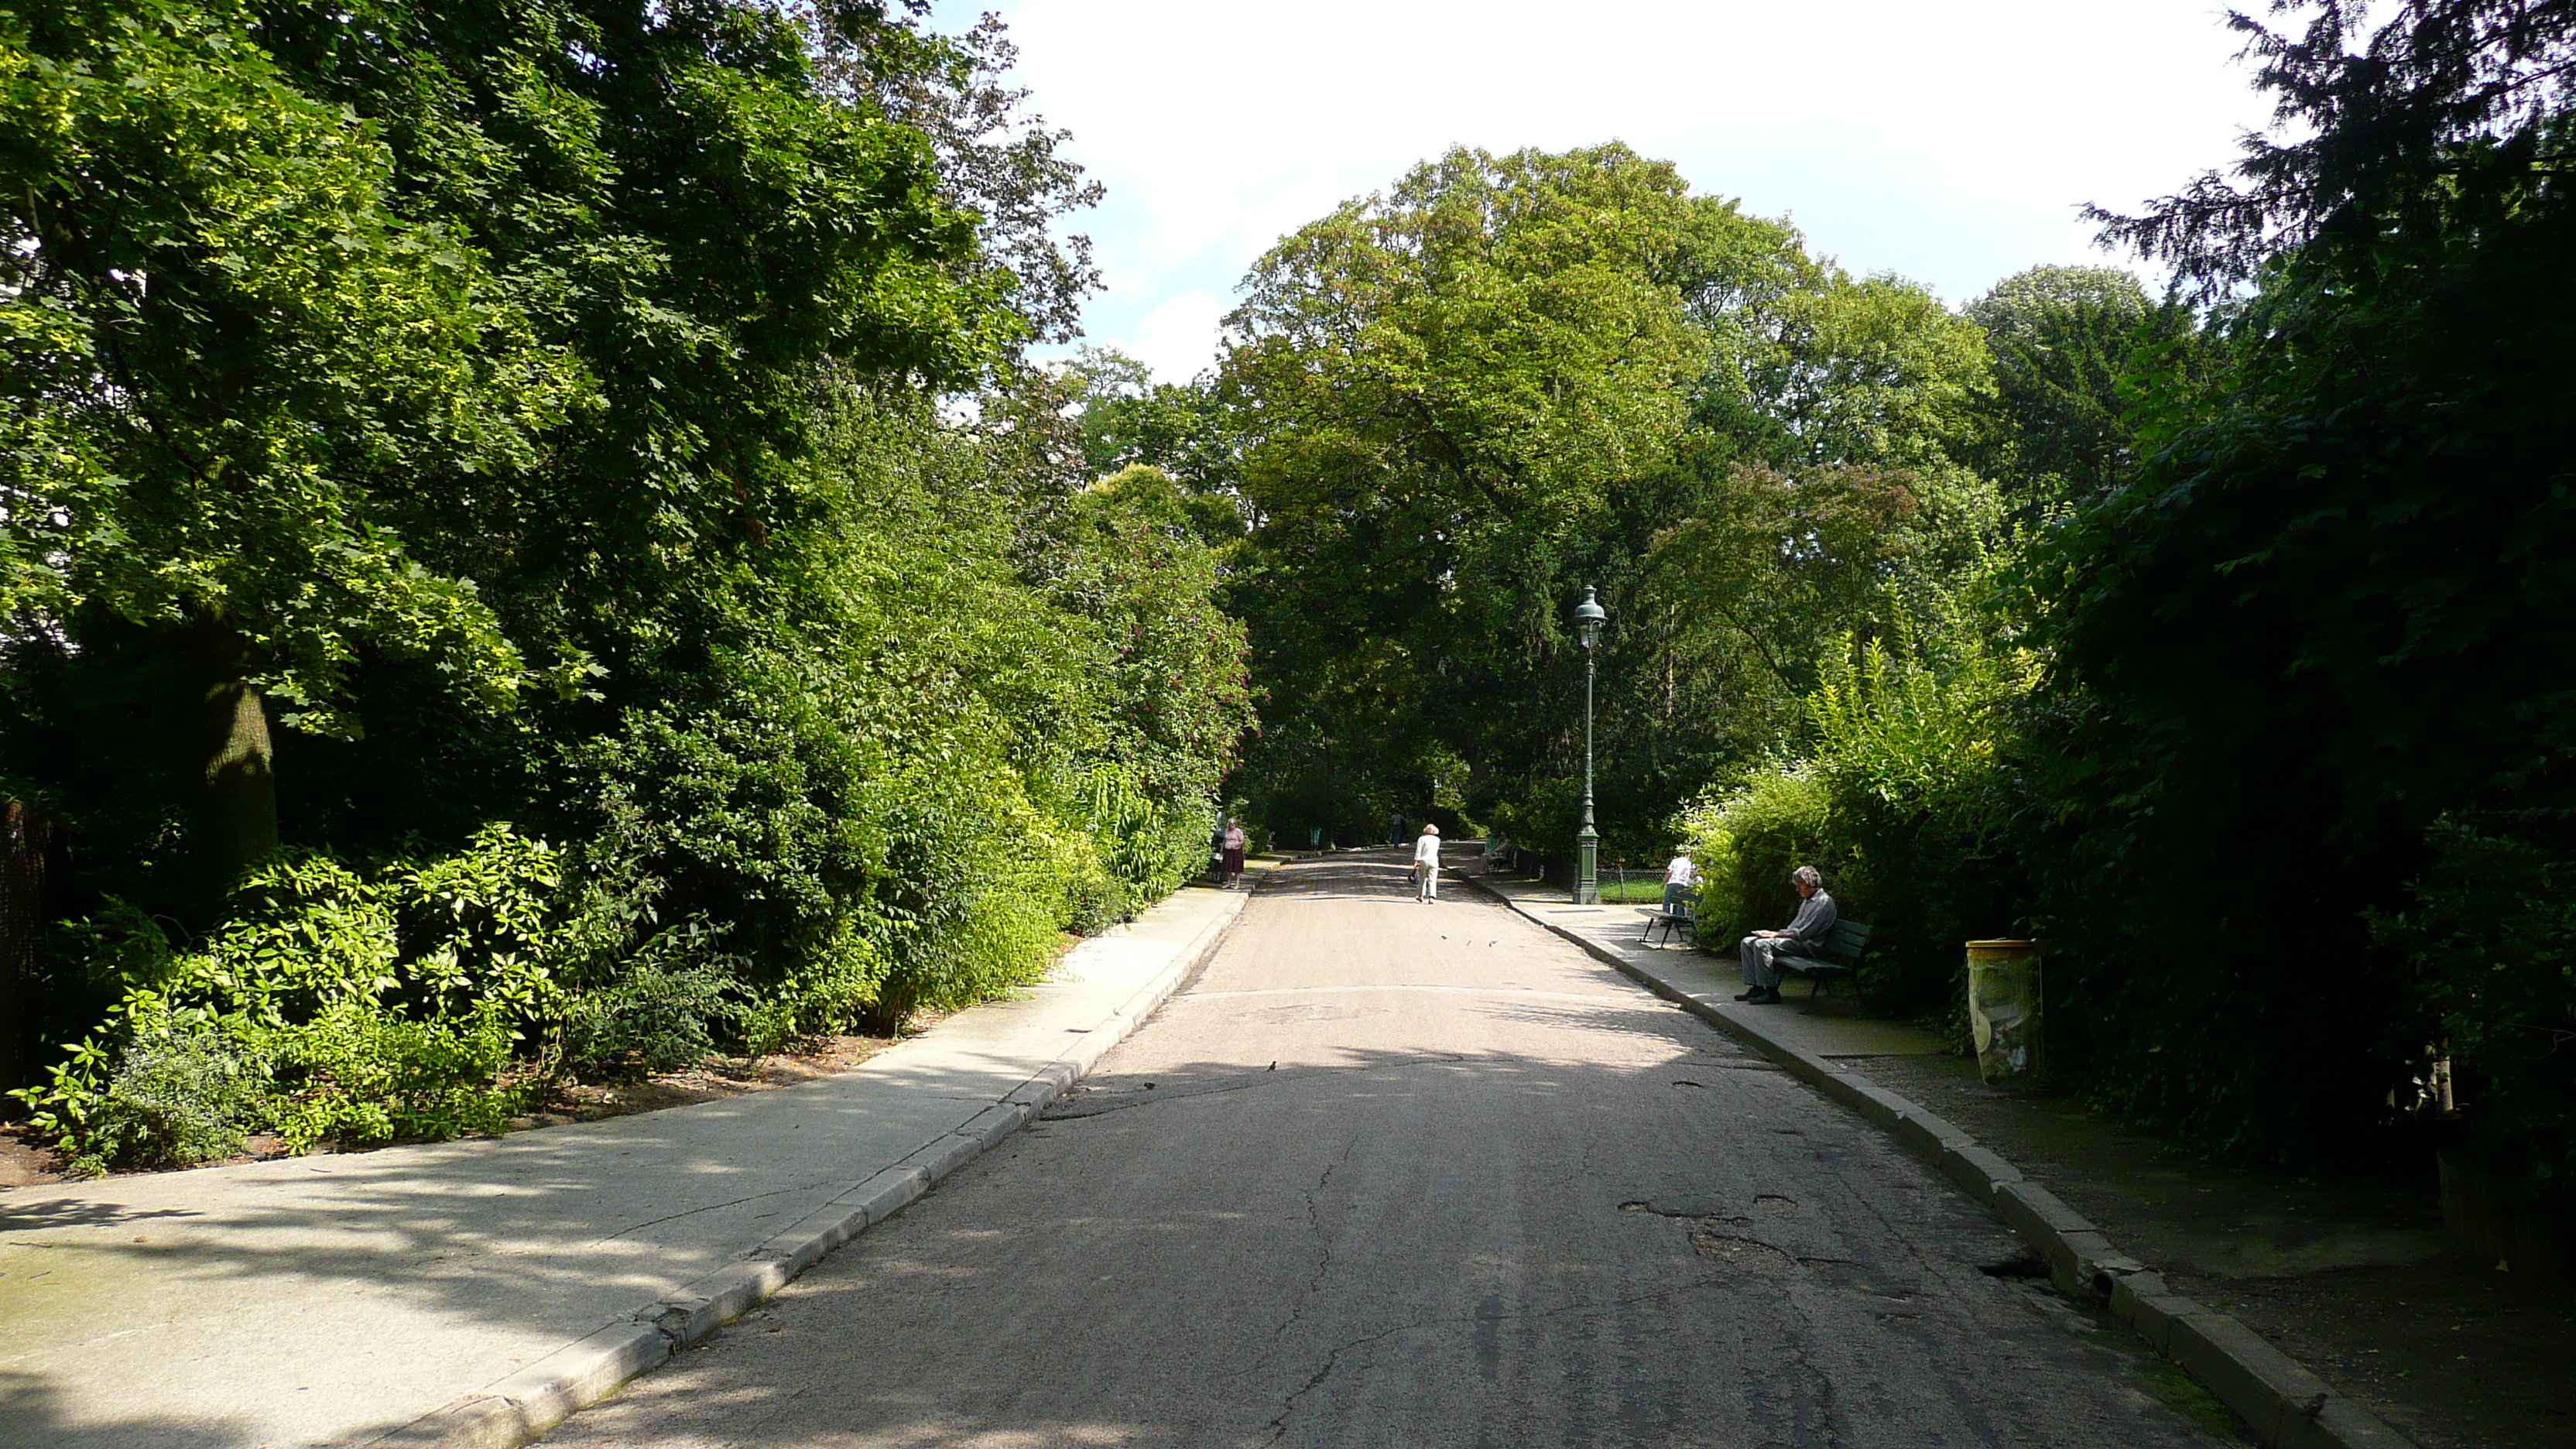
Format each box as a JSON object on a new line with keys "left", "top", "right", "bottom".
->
{"left": 1218, "top": 144, "right": 2007, "bottom": 854}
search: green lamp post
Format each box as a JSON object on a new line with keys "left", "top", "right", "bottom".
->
{"left": 1574, "top": 584, "right": 1606, "bottom": 905}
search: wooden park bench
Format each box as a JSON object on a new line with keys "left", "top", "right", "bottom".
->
{"left": 1773, "top": 920, "right": 1875, "bottom": 1007}
{"left": 1639, "top": 889, "right": 1697, "bottom": 948}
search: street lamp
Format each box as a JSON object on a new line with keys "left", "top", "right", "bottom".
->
{"left": 1574, "top": 585, "right": 1606, "bottom": 905}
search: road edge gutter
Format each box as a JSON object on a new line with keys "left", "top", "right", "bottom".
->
{"left": 1468, "top": 874, "right": 2413, "bottom": 1449}
{"left": 367, "top": 887, "right": 1252, "bottom": 1449}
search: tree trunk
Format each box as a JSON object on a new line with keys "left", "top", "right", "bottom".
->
{"left": 193, "top": 622, "right": 278, "bottom": 888}
{"left": 0, "top": 798, "right": 50, "bottom": 1091}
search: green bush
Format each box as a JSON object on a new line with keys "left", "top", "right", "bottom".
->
{"left": 1677, "top": 768, "right": 1834, "bottom": 944}
{"left": 1804, "top": 629, "right": 2030, "bottom": 1006}
{"left": 1074, "top": 761, "right": 1217, "bottom": 924}
{"left": 271, "top": 999, "right": 525, "bottom": 1151}
{"left": 560, "top": 922, "right": 747, "bottom": 1082}
{"left": 66, "top": 1015, "right": 271, "bottom": 1174}
{"left": 11, "top": 827, "right": 568, "bottom": 1169}
{"left": 2370, "top": 815, "right": 2576, "bottom": 1216}
{"left": 1678, "top": 622, "right": 2032, "bottom": 1010}
{"left": 0, "top": 10, "right": 1252, "bottom": 1170}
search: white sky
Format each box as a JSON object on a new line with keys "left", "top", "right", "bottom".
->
{"left": 931, "top": 1, "right": 2280, "bottom": 382}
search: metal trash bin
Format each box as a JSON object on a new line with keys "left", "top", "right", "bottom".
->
{"left": 1965, "top": 940, "right": 2042, "bottom": 1082}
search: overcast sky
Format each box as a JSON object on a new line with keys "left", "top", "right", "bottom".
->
{"left": 928, "top": 1, "right": 2280, "bottom": 381}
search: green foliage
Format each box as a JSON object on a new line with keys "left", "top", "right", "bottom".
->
{"left": 1961, "top": 265, "right": 2200, "bottom": 512}
{"left": 559, "top": 922, "right": 745, "bottom": 1081}
{"left": 2370, "top": 816, "right": 2576, "bottom": 1213}
{"left": 67, "top": 1015, "right": 272, "bottom": 1174}
{"left": 0, "top": 0, "right": 1043, "bottom": 937}
{"left": 271, "top": 997, "right": 522, "bottom": 1151}
{"left": 1221, "top": 142, "right": 2005, "bottom": 851}
{"left": 0, "top": 0, "right": 567, "bottom": 732}
{"left": 1678, "top": 619, "right": 2030, "bottom": 1006}
{"left": 0, "top": 2, "right": 1251, "bottom": 1167}
{"left": 1677, "top": 769, "right": 1832, "bottom": 945}
{"left": 1075, "top": 762, "right": 1214, "bottom": 926}
{"left": 2009, "top": 0, "right": 2576, "bottom": 1160}
{"left": 1066, "top": 351, "right": 1238, "bottom": 502}
{"left": 1731, "top": 273, "right": 1995, "bottom": 474}
{"left": 1220, "top": 145, "right": 1731, "bottom": 800}
{"left": 10, "top": 827, "right": 565, "bottom": 1167}
{"left": 1805, "top": 626, "right": 2032, "bottom": 1005}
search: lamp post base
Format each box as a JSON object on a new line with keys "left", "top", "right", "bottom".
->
{"left": 1575, "top": 827, "right": 1599, "bottom": 905}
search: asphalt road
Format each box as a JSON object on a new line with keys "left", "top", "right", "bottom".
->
{"left": 540, "top": 852, "right": 2234, "bottom": 1448}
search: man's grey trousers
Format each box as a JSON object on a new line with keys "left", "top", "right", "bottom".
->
{"left": 1738, "top": 935, "right": 1804, "bottom": 988}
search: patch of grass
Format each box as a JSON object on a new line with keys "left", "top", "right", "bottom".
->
{"left": 2122, "top": 1355, "right": 2253, "bottom": 1442}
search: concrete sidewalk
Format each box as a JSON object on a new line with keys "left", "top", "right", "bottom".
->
{"left": 0, "top": 883, "right": 1249, "bottom": 1449}
{"left": 1491, "top": 881, "right": 1954, "bottom": 1061}
{"left": 1468, "top": 870, "right": 2417, "bottom": 1449}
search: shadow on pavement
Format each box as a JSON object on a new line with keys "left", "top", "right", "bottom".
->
{"left": 0, "top": 898, "right": 1237, "bottom": 1449}
{"left": 537, "top": 1028, "right": 2234, "bottom": 1449}
{"left": 0, "top": 1373, "right": 251, "bottom": 1449}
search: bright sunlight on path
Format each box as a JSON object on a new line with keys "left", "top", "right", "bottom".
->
{"left": 542, "top": 850, "right": 2232, "bottom": 1448}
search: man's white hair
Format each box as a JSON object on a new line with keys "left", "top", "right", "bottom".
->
{"left": 1790, "top": 865, "right": 1823, "bottom": 889}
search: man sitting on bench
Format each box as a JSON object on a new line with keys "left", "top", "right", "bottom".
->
{"left": 1735, "top": 865, "right": 1837, "bottom": 1005}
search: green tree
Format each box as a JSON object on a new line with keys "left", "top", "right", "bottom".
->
{"left": 1220, "top": 145, "right": 1774, "bottom": 840}
{"left": 0, "top": 0, "right": 584, "bottom": 882}
{"left": 2022, "top": 0, "right": 2576, "bottom": 1168}
{"left": 0, "top": 0, "right": 1017, "bottom": 920}
{"left": 1219, "top": 144, "right": 2011, "bottom": 857}
{"left": 2, "top": 2, "right": 1268, "bottom": 1142}
{"left": 1961, "top": 265, "right": 2199, "bottom": 512}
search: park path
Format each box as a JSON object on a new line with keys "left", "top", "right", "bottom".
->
{"left": 0, "top": 883, "right": 1245, "bottom": 1449}
{"left": 540, "top": 850, "right": 2228, "bottom": 1448}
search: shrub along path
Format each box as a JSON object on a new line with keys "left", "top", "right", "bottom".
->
{"left": 1477, "top": 871, "right": 2574, "bottom": 1449}
{"left": 0, "top": 882, "right": 1250, "bottom": 1449}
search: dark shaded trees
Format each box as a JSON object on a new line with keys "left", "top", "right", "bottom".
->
{"left": 2023, "top": 0, "right": 2576, "bottom": 1173}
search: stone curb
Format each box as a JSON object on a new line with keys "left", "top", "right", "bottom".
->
{"left": 1468, "top": 875, "right": 2411, "bottom": 1449}
{"left": 362, "top": 888, "right": 1249, "bottom": 1449}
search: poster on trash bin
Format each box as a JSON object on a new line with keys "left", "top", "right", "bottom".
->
{"left": 1966, "top": 940, "right": 2041, "bottom": 1082}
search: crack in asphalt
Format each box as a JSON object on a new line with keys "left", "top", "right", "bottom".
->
{"left": 1619, "top": 1200, "right": 1754, "bottom": 1224}
{"left": 587, "top": 1180, "right": 834, "bottom": 1245}
{"left": 1259, "top": 1278, "right": 1730, "bottom": 1444}
{"left": 1260, "top": 1317, "right": 1412, "bottom": 1445}
{"left": 1039, "top": 1055, "right": 1471, "bottom": 1121}
{"left": 1618, "top": 1204, "right": 1871, "bottom": 1273}
{"left": 1273, "top": 1137, "right": 1363, "bottom": 1344}
{"left": 1772, "top": 1286, "right": 1844, "bottom": 1448}
{"left": 1697, "top": 1231, "right": 1869, "bottom": 1270}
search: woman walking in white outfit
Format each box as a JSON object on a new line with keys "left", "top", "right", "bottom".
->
{"left": 1412, "top": 823, "right": 1443, "bottom": 902}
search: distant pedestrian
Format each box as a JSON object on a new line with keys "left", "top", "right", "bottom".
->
{"left": 1221, "top": 818, "right": 1249, "bottom": 890}
{"left": 1661, "top": 850, "right": 1696, "bottom": 914}
{"left": 1387, "top": 809, "right": 1404, "bottom": 846}
{"left": 1308, "top": 824, "right": 1322, "bottom": 855}
{"left": 1412, "top": 823, "right": 1443, "bottom": 902}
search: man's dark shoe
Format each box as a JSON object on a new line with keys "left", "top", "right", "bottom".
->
{"left": 1733, "top": 988, "right": 1760, "bottom": 1002}
{"left": 1749, "top": 988, "right": 1784, "bottom": 1005}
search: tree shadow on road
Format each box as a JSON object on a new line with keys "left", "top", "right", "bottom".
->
{"left": 0, "top": 1372, "right": 252, "bottom": 1449}
{"left": 530, "top": 1036, "right": 2225, "bottom": 1449}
